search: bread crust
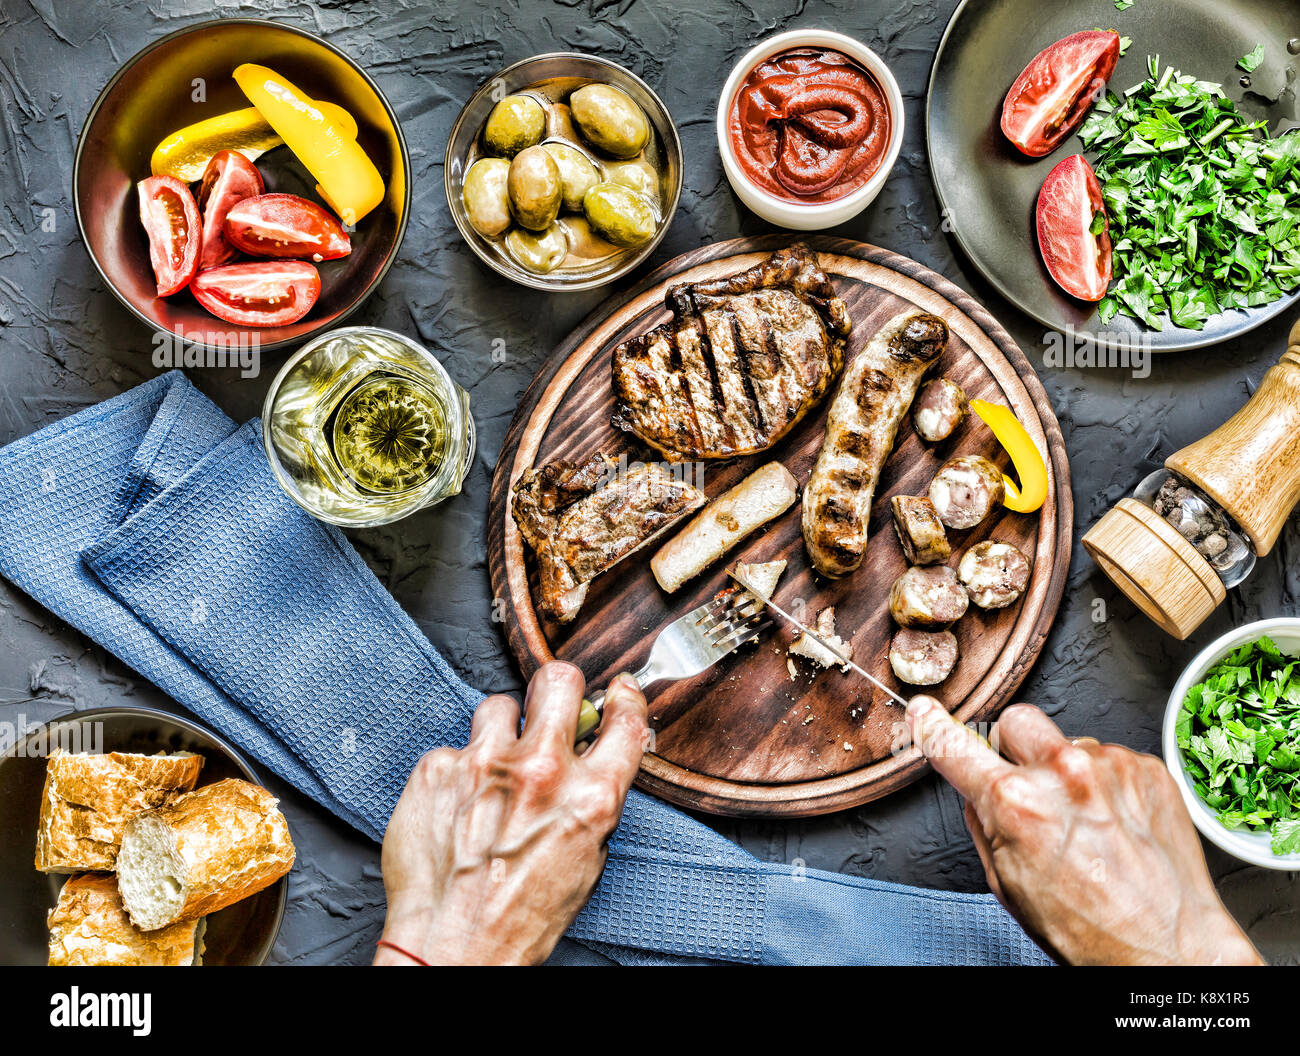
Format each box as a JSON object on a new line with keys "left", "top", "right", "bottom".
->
{"left": 35, "top": 749, "right": 204, "bottom": 873}
{"left": 118, "top": 778, "right": 294, "bottom": 930}
{"left": 47, "top": 873, "right": 200, "bottom": 966}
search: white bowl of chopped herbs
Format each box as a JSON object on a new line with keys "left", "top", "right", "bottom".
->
{"left": 1164, "top": 619, "right": 1300, "bottom": 868}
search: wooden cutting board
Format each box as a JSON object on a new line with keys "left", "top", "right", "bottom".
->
{"left": 486, "top": 235, "right": 1072, "bottom": 817}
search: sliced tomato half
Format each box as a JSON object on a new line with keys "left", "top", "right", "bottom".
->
{"left": 190, "top": 261, "right": 321, "bottom": 327}
{"left": 197, "top": 150, "right": 264, "bottom": 270}
{"left": 223, "top": 193, "right": 351, "bottom": 261}
{"left": 1035, "top": 154, "right": 1112, "bottom": 302}
{"left": 137, "top": 175, "right": 201, "bottom": 297}
{"left": 1001, "top": 30, "right": 1120, "bottom": 157}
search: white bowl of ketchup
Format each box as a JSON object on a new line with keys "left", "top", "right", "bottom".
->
{"left": 717, "top": 29, "right": 905, "bottom": 230}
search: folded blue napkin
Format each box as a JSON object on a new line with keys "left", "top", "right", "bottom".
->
{"left": 0, "top": 372, "right": 1050, "bottom": 965}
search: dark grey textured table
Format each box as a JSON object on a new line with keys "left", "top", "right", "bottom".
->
{"left": 1, "top": 0, "right": 1297, "bottom": 965}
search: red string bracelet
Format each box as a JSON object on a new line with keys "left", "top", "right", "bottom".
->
{"left": 376, "top": 938, "right": 431, "bottom": 966}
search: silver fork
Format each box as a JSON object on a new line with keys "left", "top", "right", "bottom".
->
{"left": 576, "top": 589, "right": 772, "bottom": 742}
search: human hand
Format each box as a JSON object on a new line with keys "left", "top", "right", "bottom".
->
{"left": 375, "top": 662, "right": 649, "bottom": 965}
{"left": 906, "top": 696, "right": 1263, "bottom": 966}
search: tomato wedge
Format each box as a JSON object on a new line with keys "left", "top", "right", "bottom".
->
{"left": 190, "top": 261, "right": 321, "bottom": 326}
{"left": 197, "top": 150, "right": 264, "bottom": 269}
{"left": 137, "top": 175, "right": 201, "bottom": 297}
{"left": 1036, "top": 154, "right": 1112, "bottom": 302}
{"left": 223, "top": 193, "right": 351, "bottom": 261}
{"left": 1001, "top": 30, "right": 1120, "bottom": 157}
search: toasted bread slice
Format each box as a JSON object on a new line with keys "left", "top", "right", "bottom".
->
{"left": 652, "top": 463, "right": 797, "bottom": 593}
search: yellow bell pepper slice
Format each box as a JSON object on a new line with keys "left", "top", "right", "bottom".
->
{"left": 151, "top": 107, "right": 283, "bottom": 182}
{"left": 969, "top": 399, "right": 1048, "bottom": 513}
{"left": 150, "top": 102, "right": 358, "bottom": 184}
{"left": 233, "top": 63, "right": 385, "bottom": 226}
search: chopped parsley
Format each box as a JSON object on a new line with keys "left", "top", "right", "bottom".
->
{"left": 1093, "top": 28, "right": 1133, "bottom": 56}
{"left": 1079, "top": 56, "right": 1300, "bottom": 330}
{"left": 1238, "top": 44, "right": 1266, "bottom": 73}
{"left": 1177, "top": 636, "right": 1300, "bottom": 856}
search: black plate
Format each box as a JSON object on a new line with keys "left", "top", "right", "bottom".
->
{"left": 0, "top": 707, "right": 287, "bottom": 966}
{"left": 927, "top": 0, "right": 1299, "bottom": 351}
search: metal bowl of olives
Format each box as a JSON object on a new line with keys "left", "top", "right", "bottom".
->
{"left": 444, "top": 53, "right": 682, "bottom": 291}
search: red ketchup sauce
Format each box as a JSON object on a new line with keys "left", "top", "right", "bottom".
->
{"left": 727, "top": 47, "right": 891, "bottom": 204}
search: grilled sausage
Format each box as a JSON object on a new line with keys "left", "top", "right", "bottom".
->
{"left": 928, "top": 454, "right": 1004, "bottom": 530}
{"left": 958, "top": 540, "right": 1031, "bottom": 609}
{"left": 889, "top": 628, "right": 959, "bottom": 685}
{"left": 890, "top": 495, "right": 951, "bottom": 565}
{"left": 802, "top": 311, "right": 949, "bottom": 576}
{"left": 913, "top": 378, "right": 968, "bottom": 442}
{"left": 889, "top": 565, "right": 969, "bottom": 630}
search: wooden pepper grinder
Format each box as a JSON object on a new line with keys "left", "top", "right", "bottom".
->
{"left": 1083, "top": 317, "right": 1300, "bottom": 639}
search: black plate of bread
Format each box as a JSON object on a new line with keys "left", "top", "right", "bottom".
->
{"left": 0, "top": 706, "right": 293, "bottom": 966}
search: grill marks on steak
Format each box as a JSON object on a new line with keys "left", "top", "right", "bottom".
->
{"left": 512, "top": 453, "right": 705, "bottom": 623}
{"left": 612, "top": 245, "right": 851, "bottom": 460}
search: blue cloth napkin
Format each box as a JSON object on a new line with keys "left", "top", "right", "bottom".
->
{"left": 0, "top": 372, "right": 1050, "bottom": 965}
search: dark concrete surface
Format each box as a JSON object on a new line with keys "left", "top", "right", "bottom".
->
{"left": 1, "top": 0, "right": 1298, "bottom": 965}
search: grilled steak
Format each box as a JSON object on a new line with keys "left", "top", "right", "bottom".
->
{"left": 611, "top": 244, "right": 851, "bottom": 461}
{"left": 512, "top": 453, "right": 705, "bottom": 623}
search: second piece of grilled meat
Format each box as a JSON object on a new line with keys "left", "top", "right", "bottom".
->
{"left": 802, "top": 310, "right": 949, "bottom": 577}
{"left": 611, "top": 244, "right": 851, "bottom": 461}
{"left": 512, "top": 453, "right": 705, "bottom": 623}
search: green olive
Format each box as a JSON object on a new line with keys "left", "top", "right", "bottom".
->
{"left": 601, "top": 156, "right": 660, "bottom": 202}
{"left": 461, "top": 157, "right": 512, "bottom": 238}
{"left": 569, "top": 83, "right": 650, "bottom": 159}
{"left": 546, "top": 102, "right": 579, "bottom": 142}
{"left": 505, "top": 225, "right": 568, "bottom": 274}
{"left": 483, "top": 94, "right": 546, "bottom": 157}
{"left": 581, "top": 182, "right": 657, "bottom": 247}
{"left": 542, "top": 143, "right": 602, "bottom": 212}
{"left": 559, "top": 216, "right": 619, "bottom": 264}
{"left": 507, "top": 145, "right": 563, "bottom": 231}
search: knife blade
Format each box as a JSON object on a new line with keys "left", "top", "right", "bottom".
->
{"left": 727, "top": 567, "right": 912, "bottom": 708}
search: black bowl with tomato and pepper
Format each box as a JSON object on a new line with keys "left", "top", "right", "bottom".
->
{"left": 74, "top": 18, "right": 410, "bottom": 354}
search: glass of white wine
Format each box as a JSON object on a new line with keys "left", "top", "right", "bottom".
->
{"left": 262, "top": 327, "right": 475, "bottom": 527}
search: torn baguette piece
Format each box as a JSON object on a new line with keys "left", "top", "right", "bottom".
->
{"left": 36, "top": 748, "right": 204, "bottom": 873}
{"left": 732, "top": 558, "right": 788, "bottom": 620}
{"left": 652, "top": 463, "right": 797, "bottom": 593}
{"left": 788, "top": 607, "right": 853, "bottom": 670}
{"left": 116, "top": 778, "right": 294, "bottom": 931}
{"left": 48, "top": 873, "right": 203, "bottom": 967}
{"left": 734, "top": 559, "right": 787, "bottom": 601}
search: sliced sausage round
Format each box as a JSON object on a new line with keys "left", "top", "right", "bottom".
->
{"left": 889, "top": 628, "right": 959, "bottom": 685}
{"left": 958, "top": 540, "right": 1031, "bottom": 609}
{"left": 928, "top": 455, "right": 1004, "bottom": 530}
{"left": 913, "top": 378, "right": 968, "bottom": 443}
{"left": 890, "top": 494, "right": 951, "bottom": 566}
{"left": 889, "top": 564, "right": 969, "bottom": 630}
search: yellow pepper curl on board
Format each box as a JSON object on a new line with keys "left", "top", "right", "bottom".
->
{"left": 969, "top": 399, "right": 1048, "bottom": 513}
